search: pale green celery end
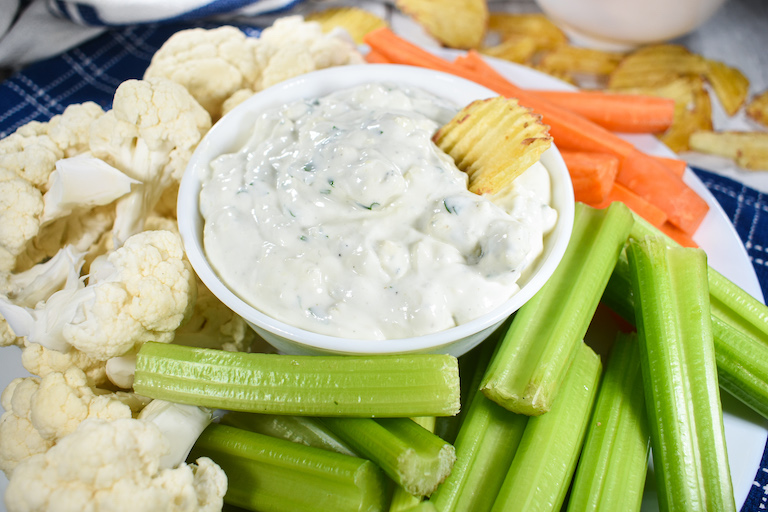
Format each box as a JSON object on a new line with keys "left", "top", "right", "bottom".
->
{"left": 220, "top": 412, "right": 358, "bottom": 457}
{"left": 567, "top": 332, "right": 650, "bottom": 512}
{"left": 429, "top": 391, "right": 527, "bottom": 512}
{"left": 388, "top": 418, "right": 438, "bottom": 512}
{"left": 712, "top": 315, "right": 768, "bottom": 420}
{"left": 321, "top": 417, "right": 456, "bottom": 497}
{"left": 190, "top": 424, "right": 388, "bottom": 512}
{"left": 480, "top": 202, "right": 633, "bottom": 415}
{"left": 490, "top": 343, "right": 602, "bottom": 512}
{"left": 133, "top": 343, "right": 460, "bottom": 417}
{"left": 627, "top": 237, "right": 736, "bottom": 512}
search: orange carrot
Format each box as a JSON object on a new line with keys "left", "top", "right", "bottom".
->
{"left": 659, "top": 222, "right": 699, "bottom": 248}
{"left": 365, "top": 49, "right": 392, "bottom": 64}
{"left": 530, "top": 90, "right": 676, "bottom": 134}
{"left": 617, "top": 150, "right": 708, "bottom": 234}
{"left": 363, "top": 29, "right": 638, "bottom": 157}
{"left": 652, "top": 155, "right": 687, "bottom": 178}
{"left": 592, "top": 183, "right": 668, "bottom": 227}
{"left": 451, "top": 49, "right": 639, "bottom": 157}
{"left": 362, "top": 29, "right": 709, "bottom": 233}
{"left": 560, "top": 150, "right": 619, "bottom": 204}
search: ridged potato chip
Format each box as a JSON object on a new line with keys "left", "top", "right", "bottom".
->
{"left": 395, "top": 0, "right": 488, "bottom": 49}
{"left": 746, "top": 90, "right": 768, "bottom": 128}
{"left": 433, "top": 96, "right": 552, "bottom": 195}
{"left": 487, "top": 13, "right": 566, "bottom": 51}
{"left": 305, "top": 7, "right": 387, "bottom": 44}
{"left": 689, "top": 131, "right": 768, "bottom": 170}
{"left": 481, "top": 35, "right": 538, "bottom": 64}
{"left": 608, "top": 44, "right": 708, "bottom": 90}
{"left": 705, "top": 59, "right": 750, "bottom": 116}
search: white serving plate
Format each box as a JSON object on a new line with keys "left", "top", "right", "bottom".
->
{"left": 1, "top": 51, "right": 766, "bottom": 512}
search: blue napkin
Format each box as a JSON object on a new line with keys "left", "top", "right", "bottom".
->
{"left": 0, "top": 22, "right": 767, "bottom": 511}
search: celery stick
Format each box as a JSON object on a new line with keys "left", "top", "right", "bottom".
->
{"left": 603, "top": 217, "right": 768, "bottom": 420}
{"left": 221, "top": 412, "right": 357, "bottom": 457}
{"left": 480, "top": 202, "right": 633, "bottom": 415}
{"left": 490, "top": 342, "right": 602, "bottom": 512}
{"left": 134, "top": 342, "right": 460, "bottom": 417}
{"left": 321, "top": 417, "right": 456, "bottom": 497}
{"left": 567, "top": 332, "right": 650, "bottom": 512}
{"left": 388, "top": 417, "right": 438, "bottom": 512}
{"left": 428, "top": 383, "right": 527, "bottom": 512}
{"left": 435, "top": 322, "right": 507, "bottom": 444}
{"left": 626, "top": 236, "right": 735, "bottom": 512}
{"left": 189, "top": 423, "right": 389, "bottom": 512}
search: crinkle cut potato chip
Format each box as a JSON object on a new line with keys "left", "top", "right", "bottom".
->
{"left": 305, "top": 6, "right": 388, "bottom": 44}
{"left": 689, "top": 131, "right": 768, "bottom": 171}
{"left": 433, "top": 96, "right": 552, "bottom": 195}
{"left": 705, "top": 59, "right": 750, "bottom": 116}
{"left": 746, "top": 90, "right": 768, "bottom": 128}
{"left": 608, "top": 44, "right": 709, "bottom": 90}
{"left": 486, "top": 12, "right": 566, "bottom": 51}
{"left": 480, "top": 35, "right": 539, "bottom": 64}
{"left": 395, "top": 0, "right": 488, "bottom": 49}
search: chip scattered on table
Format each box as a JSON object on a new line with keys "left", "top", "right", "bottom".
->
{"left": 746, "top": 90, "right": 768, "bottom": 129}
{"left": 689, "top": 130, "right": 768, "bottom": 171}
{"left": 395, "top": 0, "right": 488, "bottom": 49}
{"left": 433, "top": 96, "right": 552, "bottom": 195}
{"left": 305, "top": 7, "right": 388, "bottom": 44}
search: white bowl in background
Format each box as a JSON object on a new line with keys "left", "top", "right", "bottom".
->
{"left": 177, "top": 64, "right": 574, "bottom": 356}
{"left": 535, "top": 0, "right": 727, "bottom": 50}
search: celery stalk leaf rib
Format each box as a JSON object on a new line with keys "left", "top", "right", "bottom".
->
{"left": 602, "top": 215, "right": 768, "bottom": 421}
{"left": 321, "top": 417, "right": 456, "bottom": 498}
{"left": 567, "top": 332, "right": 650, "bottom": 512}
{"left": 134, "top": 343, "right": 460, "bottom": 417}
{"left": 490, "top": 342, "right": 602, "bottom": 512}
{"left": 189, "top": 423, "right": 389, "bottom": 512}
{"left": 627, "top": 236, "right": 735, "bottom": 512}
{"left": 480, "top": 201, "right": 633, "bottom": 416}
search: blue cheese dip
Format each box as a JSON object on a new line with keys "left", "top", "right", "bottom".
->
{"left": 199, "top": 83, "right": 557, "bottom": 340}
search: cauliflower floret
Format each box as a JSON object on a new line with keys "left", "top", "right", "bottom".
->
{"left": 144, "top": 26, "right": 262, "bottom": 120}
{"left": 0, "top": 377, "right": 53, "bottom": 477}
{"left": 21, "top": 341, "right": 108, "bottom": 386}
{"left": 0, "top": 230, "right": 196, "bottom": 361}
{"left": 46, "top": 102, "right": 105, "bottom": 157}
{"left": 89, "top": 78, "right": 211, "bottom": 246}
{"left": 0, "top": 368, "right": 147, "bottom": 477}
{"left": 0, "top": 167, "right": 44, "bottom": 272}
{"left": 174, "top": 279, "right": 258, "bottom": 353}
{"left": 254, "top": 16, "right": 364, "bottom": 91}
{"left": 0, "top": 102, "right": 105, "bottom": 191}
{"left": 5, "top": 418, "right": 226, "bottom": 512}
{"left": 0, "top": 122, "right": 63, "bottom": 190}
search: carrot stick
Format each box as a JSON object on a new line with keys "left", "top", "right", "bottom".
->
{"left": 591, "top": 183, "right": 668, "bottom": 227}
{"left": 364, "top": 29, "right": 637, "bottom": 157}
{"left": 652, "top": 155, "right": 687, "bottom": 178}
{"left": 617, "top": 150, "right": 708, "bottom": 234}
{"left": 365, "top": 49, "right": 393, "bottom": 64}
{"left": 530, "top": 90, "right": 676, "bottom": 134}
{"left": 561, "top": 150, "right": 619, "bottom": 204}
{"left": 362, "top": 29, "right": 709, "bottom": 233}
{"left": 451, "top": 49, "right": 638, "bottom": 157}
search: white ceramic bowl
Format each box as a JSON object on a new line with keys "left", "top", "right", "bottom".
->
{"left": 535, "top": 0, "right": 726, "bottom": 50}
{"left": 177, "top": 64, "right": 574, "bottom": 356}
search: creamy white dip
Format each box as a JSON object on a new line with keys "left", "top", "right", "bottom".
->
{"left": 199, "top": 83, "right": 557, "bottom": 339}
